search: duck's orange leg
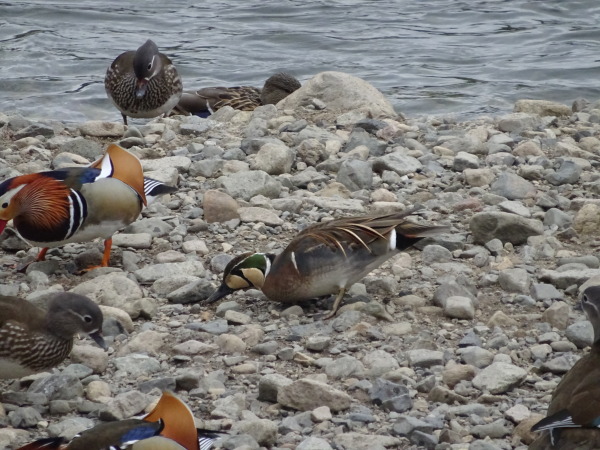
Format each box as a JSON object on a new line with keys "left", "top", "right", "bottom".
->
{"left": 80, "top": 238, "right": 113, "bottom": 273}
{"left": 100, "top": 238, "right": 112, "bottom": 267}
{"left": 36, "top": 247, "right": 49, "bottom": 261}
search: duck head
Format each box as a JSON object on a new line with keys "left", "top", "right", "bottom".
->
{"left": 133, "top": 39, "right": 161, "bottom": 98}
{"left": 206, "top": 252, "right": 274, "bottom": 303}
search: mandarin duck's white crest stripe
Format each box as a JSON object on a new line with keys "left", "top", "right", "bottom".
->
{"left": 17, "top": 391, "right": 222, "bottom": 450}
{"left": 0, "top": 144, "right": 176, "bottom": 269}
{"left": 89, "top": 143, "right": 147, "bottom": 206}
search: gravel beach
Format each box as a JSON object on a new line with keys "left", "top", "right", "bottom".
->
{"left": 1, "top": 71, "right": 600, "bottom": 450}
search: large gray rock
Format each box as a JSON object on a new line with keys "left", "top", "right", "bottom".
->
{"left": 546, "top": 160, "right": 582, "bottom": 186}
{"left": 134, "top": 260, "right": 205, "bottom": 284}
{"left": 251, "top": 142, "right": 295, "bottom": 175}
{"left": 453, "top": 151, "right": 480, "bottom": 171}
{"left": 297, "top": 437, "right": 333, "bottom": 450}
{"left": 470, "top": 212, "right": 543, "bottom": 245}
{"left": 217, "top": 170, "right": 281, "bottom": 201}
{"left": 70, "top": 273, "right": 142, "bottom": 311}
{"left": 58, "top": 137, "right": 104, "bottom": 159}
{"left": 472, "top": 362, "right": 527, "bottom": 394}
{"left": 373, "top": 152, "right": 423, "bottom": 176}
{"left": 498, "top": 268, "right": 531, "bottom": 294}
{"left": 79, "top": 121, "right": 124, "bottom": 137}
{"left": 203, "top": 190, "right": 240, "bottom": 223}
{"left": 514, "top": 99, "right": 572, "bottom": 116}
{"left": 141, "top": 156, "right": 191, "bottom": 173}
{"left": 573, "top": 203, "right": 600, "bottom": 235}
{"left": 277, "top": 71, "right": 397, "bottom": 117}
{"left": 539, "top": 268, "right": 600, "bottom": 289}
{"left": 277, "top": 378, "right": 352, "bottom": 412}
{"left": 337, "top": 159, "right": 373, "bottom": 191}
{"left": 490, "top": 173, "right": 536, "bottom": 200}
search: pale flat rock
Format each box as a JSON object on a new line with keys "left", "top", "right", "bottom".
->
{"left": 278, "top": 71, "right": 397, "bottom": 117}
{"left": 539, "top": 268, "right": 600, "bottom": 289}
{"left": 141, "top": 156, "right": 191, "bottom": 172}
{"left": 112, "top": 233, "right": 153, "bottom": 249}
{"left": 238, "top": 206, "right": 283, "bottom": 226}
{"left": 134, "top": 260, "right": 205, "bottom": 284}
{"left": 472, "top": 362, "right": 527, "bottom": 394}
{"left": 307, "top": 196, "right": 366, "bottom": 213}
{"left": 278, "top": 378, "right": 352, "bottom": 412}
{"left": 217, "top": 170, "right": 282, "bottom": 201}
{"left": 573, "top": 203, "right": 600, "bottom": 235}
{"left": 144, "top": 167, "right": 179, "bottom": 186}
{"left": 470, "top": 212, "right": 543, "bottom": 245}
{"left": 334, "top": 432, "right": 401, "bottom": 449}
{"left": 70, "top": 273, "right": 142, "bottom": 309}
{"left": 514, "top": 99, "right": 572, "bottom": 117}
{"left": 79, "top": 121, "right": 124, "bottom": 137}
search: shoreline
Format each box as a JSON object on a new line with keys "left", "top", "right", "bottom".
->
{"left": 1, "top": 73, "right": 600, "bottom": 449}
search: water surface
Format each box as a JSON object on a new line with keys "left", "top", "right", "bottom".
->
{"left": 1, "top": 0, "right": 599, "bottom": 122}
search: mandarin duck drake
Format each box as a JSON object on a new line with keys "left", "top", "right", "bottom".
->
{"left": 206, "top": 207, "right": 450, "bottom": 318}
{"left": 0, "top": 143, "right": 176, "bottom": 269}
{"left": 0, "top": 292, "right": 105, "bottom": 379}
{"left": 17, "top": 391, "right": 222, "bottom": 450}
{"left": 530, "top": 285, "right": 600, "bottom": 449}
{"left": 105, "top": 39, "right": 183, "bottom": 125}
{"left": 172, "top": 72, "right": 301, "bottom": 117}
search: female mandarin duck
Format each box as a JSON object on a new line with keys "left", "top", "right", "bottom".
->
{"left": 17, "top": 391, "right": 221, "bottom": 450}
{"left": 530, "top": 285, "right": 600, "bottom": 449}
{"left": 206, "top": 207, "right": 449, "bottom": 319}
{"left": 0, "top": 144, "right": 176, "bottom": 269}
{"left": 0, "top": 292, "right": 106, "bottom": 379}
{"left": 105, "top": 39, "right": 183, "bottom": 125}
{"left": 172, "top": 72, "right": 301, "bottom": 117}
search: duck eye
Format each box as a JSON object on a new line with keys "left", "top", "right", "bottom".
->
{"left": 1, "top": 202, "right": 7, "bottom": 208}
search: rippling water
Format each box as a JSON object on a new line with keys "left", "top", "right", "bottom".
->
{"left": 1, "top": 0, "right": 600, "bottom": 123}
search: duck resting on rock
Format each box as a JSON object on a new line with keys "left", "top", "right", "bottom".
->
{"left": 172, "top": 72, "right": 301, "bottom": 117}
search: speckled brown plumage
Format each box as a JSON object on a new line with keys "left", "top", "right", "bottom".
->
{"left": 0, "top": 293, "right": 105, "bottom": 379}
{"left": 105, "top": 39, "right": 182, "bottom": 125}
{"left": 172, "top": 72, "right": 301, "bottom": 117}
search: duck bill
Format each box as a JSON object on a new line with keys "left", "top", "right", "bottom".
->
{"left": 205, "top": 284, "right": 234, "bottom": 304}
{"left": 89, "top": 331, "right": 108, "bottom": 350}
{"left": 0, "top": 220, "right": 6, "bottom": 235}
{"left": 135, "top": 79, "right": 148, "bottom": 98}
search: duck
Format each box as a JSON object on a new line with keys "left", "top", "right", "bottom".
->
{"left": 105, "top": 39, "right": 183, "bottom": 125}
{"left": 0, "top": 143, "right": 176, "bottom": 269}
{"left": 172, "top": 72, "right": 301, "bottom": 117}
{"left": 17, "top": 391, "right": 222, "bottom": 450}
{"left": 0, "top": 292, "right": 106, "bottom": 379}
{"left": 205, "top": 207, "right": 449, "bottom": 318}
{"left": 530, "top": 285, "right": 600, "bottom": 449}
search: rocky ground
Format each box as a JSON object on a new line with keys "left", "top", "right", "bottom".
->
{"left": 1, "top": 71, "right": 600, "bottom": 450}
